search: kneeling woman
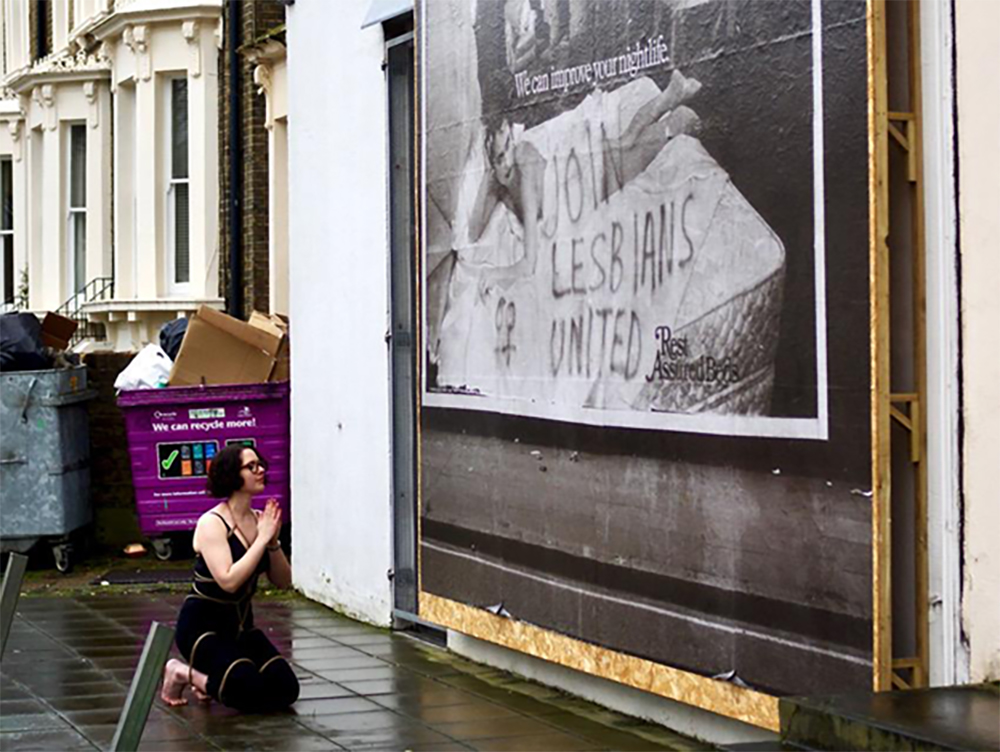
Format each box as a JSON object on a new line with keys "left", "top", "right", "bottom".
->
{"left": 160, "top": 444, "right": 299, "bottom": 711}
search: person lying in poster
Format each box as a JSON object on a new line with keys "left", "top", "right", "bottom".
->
{"left": 431, "top": 69, "right": 786, "bottom": 418}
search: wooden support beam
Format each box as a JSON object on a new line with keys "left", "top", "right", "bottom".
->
{"left": 888, "top": 121, "right": 910, "bottom": 151}
{"left": 0, "top": 553, "right": 29, "bottom": 657}
{"left": 870, "top": 0, "right": 894, "bottom": 694}
{"left": 890, "top": 404, "right": 913, "bottom": 431}
{"left": 909, "top": 398, "right": 922, "bottom": 463}
{"left": 110, "top": 621, "right": 175, "bottom": 752}
{"left": 888, "top": 396, "right": 922, "bottom": 463}
{"left": 906, "top": 120, "right": 918, "bottom": 181}
{"left": 907, "top": 0, "right": 930, "bottom": 689}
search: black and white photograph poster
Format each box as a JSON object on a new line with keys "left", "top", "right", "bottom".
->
{"left": 424, "top": 0, "right": 830, "bottom": 439}
{"left": 420, "top": 0, "right": 874, "bottom": 697}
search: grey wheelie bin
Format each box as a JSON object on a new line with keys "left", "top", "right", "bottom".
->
{"left": 0, "top": 365, "right": 96, "bottom": 572}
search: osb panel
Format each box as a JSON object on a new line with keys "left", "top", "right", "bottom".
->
{"left": 420, "top": 591, "right": 780, "bottom": 731}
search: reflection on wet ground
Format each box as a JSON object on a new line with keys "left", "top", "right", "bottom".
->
{"left": 1, "top": 595, "right": 708, "bottom": 751}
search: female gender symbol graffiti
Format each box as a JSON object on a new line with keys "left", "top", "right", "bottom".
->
{"left": 495, "top": 296, "right": 517, "bottom": 367}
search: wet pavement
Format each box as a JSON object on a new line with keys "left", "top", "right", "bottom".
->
{"left": 1, "top": 594, "right": 709, "bottom": 751}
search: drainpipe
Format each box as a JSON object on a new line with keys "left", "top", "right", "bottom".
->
{"left": 228, "top": 0, "right": 244, "bottom": 318}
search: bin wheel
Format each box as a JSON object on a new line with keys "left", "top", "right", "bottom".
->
{"left": 53, "top": 544, "right": 73, "bottom": 574}
{"left": 152, "top": 538, "right": 173, "bottom": 561}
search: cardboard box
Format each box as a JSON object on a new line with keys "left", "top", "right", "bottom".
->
{"left": 249, "top": 311, "right": 290, "bottom": 382}
{"left": 40, "top": 312, "right": 79, "bottom": 350}
{"left": 271, "top": 338, "right": 290, "bottom": 382}
{"left": 168, "top": 306, "right": 286, "bottom": 386}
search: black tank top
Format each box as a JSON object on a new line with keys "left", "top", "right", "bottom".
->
{"left": 191, "top": 511, "right": 270, "bottom": 603}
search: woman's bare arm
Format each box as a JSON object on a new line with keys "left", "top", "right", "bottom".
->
{"left": 468, "top": 162, "right": 502, "bottom": 243}
{"left": 257, "top": 502, "right": 292, "bottom": 589}
{"left": 477, "top": 142, "right": 544, "bottom": 296}
{"left": 194, "top": 513, "right": 269, "bottom": 594}
{"left": 265, "top": 547, "right": 292, "bottom": 589}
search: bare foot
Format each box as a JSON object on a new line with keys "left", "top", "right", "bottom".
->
{"left": 667, "top": 69, "right": 702, "bottom": 103}
{"left": 191, "top": 686, "right": 212, "bottom": 703}
{"left": 160, "top": 659, "right": 190, "bottom": 707}
{"left": 645, "top": 70, "right": 703, "bottom": 125}
{"left": 664, "top": 105, "right": 702, "bottom": 139}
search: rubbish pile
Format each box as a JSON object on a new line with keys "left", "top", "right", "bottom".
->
{"left": 0, "top": 311, "right": 80, "bottom": 372}
{"left": 115, "top": 306, "right": 290, "bottom": 391}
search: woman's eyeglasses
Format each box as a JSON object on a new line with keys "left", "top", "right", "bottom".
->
{"left": 241, "top": 461, "right": 267, "bottom": 473}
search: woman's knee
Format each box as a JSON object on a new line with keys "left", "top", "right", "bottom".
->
{"left": 261, "top": 655, "right": 299, "bottom": 707}
{"left": 218, "top": 656, "right": 298, "bottom": 711}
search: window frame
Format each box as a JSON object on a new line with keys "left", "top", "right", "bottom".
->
{"left": 1, "top": 156, "right": 14, "bottom": 305}
{"left": 164, "top": 74, "right": 191, "bottom": 293}
{"left": 66, "top": 122, "right": 87, "bottom": 296}
{"left": 33, "top": 0, "right": 51, "bottom": 61}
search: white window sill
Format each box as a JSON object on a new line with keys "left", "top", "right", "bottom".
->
{"left": 81, "top": 296, "right": 224, "bottom": 322}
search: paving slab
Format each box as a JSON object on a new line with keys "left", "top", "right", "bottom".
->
{"left": 0, "top": 727, "right": 99, "bottom": 750}
{"left": 2, "top": 592, "right": 705, "bottom": 752}
{"left": 780, "top": 683, "right": 1000, "bottom": 751}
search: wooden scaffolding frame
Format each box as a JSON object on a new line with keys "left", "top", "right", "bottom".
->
{"left": 871, "top": 0, "right": 930, "bottom": 692}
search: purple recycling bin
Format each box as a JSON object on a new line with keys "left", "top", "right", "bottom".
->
{"left": 117, "top": 382, "right": 290, "bottom": 552}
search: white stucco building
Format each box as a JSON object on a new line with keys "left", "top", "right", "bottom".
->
{"left": 1, "top": 0, "right": 224, "bottom": 348}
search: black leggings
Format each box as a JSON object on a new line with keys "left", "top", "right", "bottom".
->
{"left": 176, "top": 599, "right": 299, "bottom": 712}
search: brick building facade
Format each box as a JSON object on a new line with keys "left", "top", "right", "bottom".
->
{"left": 82, "top": 352, "right": 143, "bottom": 550}
{"left": 218, "top": 0, "right": 287, "bottom": 319}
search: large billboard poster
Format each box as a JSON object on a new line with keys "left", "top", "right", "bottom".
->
{"left": 421, "top": 0, "right": 872, "bottom": 697}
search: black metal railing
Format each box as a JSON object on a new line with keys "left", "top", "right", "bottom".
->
{"left": 56, "top": 276, "right": 114, "bottom": 344}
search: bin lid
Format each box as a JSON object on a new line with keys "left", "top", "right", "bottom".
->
{"left": 117, "top": 380, "right": 290, "bottom": 408}
{"left": 0, "top": 365, "right": 90, "bottom": 402}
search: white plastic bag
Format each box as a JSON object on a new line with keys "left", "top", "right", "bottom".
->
{"left": 114, "top": 344, "right": 173, "bottom": 391}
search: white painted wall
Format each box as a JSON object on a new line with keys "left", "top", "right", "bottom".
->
{"left": 955, "top": 0, "right": 1000, "bottom": 684}
{"left": 286, "top": 0, "right": 394, "bottom": 626}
